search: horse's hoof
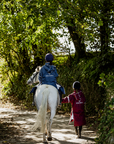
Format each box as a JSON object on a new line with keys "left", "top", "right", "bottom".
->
{"left": 47, "top": 137, "right": 52, "bottom": 141}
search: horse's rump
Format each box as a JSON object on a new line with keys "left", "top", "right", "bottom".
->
{"left": 31, "top": 84, "right": 59, "bottom": 131}
{"left": 35, "top": 84, "right": 60, "bottom": 110}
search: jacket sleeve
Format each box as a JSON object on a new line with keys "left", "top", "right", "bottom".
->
{"left": 62, "top": 96, "right": 69, "bottom": 103}
{"left": 62, "top": 93, "right": 75, "bottom": 104}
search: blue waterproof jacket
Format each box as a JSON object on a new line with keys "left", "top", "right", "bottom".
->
{"left": 38, "top": 62, "right": 58, "bottom": 88}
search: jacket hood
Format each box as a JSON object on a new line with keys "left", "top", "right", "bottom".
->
{"left": 44, "top": 62, "right": 55, "bottom": 73}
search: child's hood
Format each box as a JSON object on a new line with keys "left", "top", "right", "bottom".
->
{"left": 44, "top": 63, "right": 55, "bottom": 73}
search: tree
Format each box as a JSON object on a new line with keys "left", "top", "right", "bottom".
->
{"left": 0, "top": 0, "right": 61, "bottom": 98}
{"left": 26, "top": 0, "right": 114, "bottom": 61}
{"left": 29, "top": 0, "right": 87, "bottom": 61}
{"left": 0, "top": 0, "right": 114, "bottom": 99}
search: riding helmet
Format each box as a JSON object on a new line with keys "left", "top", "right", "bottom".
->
{"left": 45, "top": 53, "right": 53, "bottom": 61}
{"left": 73, "top": 81, "right": 80, "bottom": 90}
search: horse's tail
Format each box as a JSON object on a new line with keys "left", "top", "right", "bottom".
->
{"left": 31, "top": 86, "right": 49, "bottom": 132}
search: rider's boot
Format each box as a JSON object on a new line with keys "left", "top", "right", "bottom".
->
{"left": 32, "top": 93, "right": 35, "bottom": 106}
{"left": 58, "top": 94, "right": 62, "bottom": 108}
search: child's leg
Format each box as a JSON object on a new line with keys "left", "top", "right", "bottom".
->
{"left": 75, "top": 126, "right": 78, "bottom": 135}
{"left": 78, "top": 126, "right": 82, "bottom": 138}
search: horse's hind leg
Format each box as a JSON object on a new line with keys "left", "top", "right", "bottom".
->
{"left": 47, "top": 118, "right": 52, "bottom": 141}
{"left": 47, "top": 110, "right": 56, "bottom": 141}
{"left": 47, "top": 112, "right": 52, "bottom": 141}
{"left": 43, "top": 118, "right": 48, "bottom": 143}
{"left": 45, "top": 119, "right": 48, "bottom": 136}
{"left": 43, "top": 123, "right": 48, "bottom": 143}
{"left": 43, "top": 133, "right": 47, "bottom": 143}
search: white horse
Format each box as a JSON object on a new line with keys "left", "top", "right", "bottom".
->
{"left": 27, "top": 66, "right": 60, "bottom": 143}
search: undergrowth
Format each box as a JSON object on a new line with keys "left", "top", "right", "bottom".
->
{"left": 95, "top": 72, "right": 114, "bottom": 144}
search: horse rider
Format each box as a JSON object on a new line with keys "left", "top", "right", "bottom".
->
{"left": 30, "top": 53, "right": 65, "bottom": 106}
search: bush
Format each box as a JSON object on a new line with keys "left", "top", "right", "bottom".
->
{"left": 96, "top": 72, "right": 114, "bottom": 144}
{"left": 2, "top": 73, "right": 31, "bottom": 100}
{"left": 96, "top": 98, "right": 114, "bottom": 144}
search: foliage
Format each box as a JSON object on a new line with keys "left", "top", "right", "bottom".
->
{"left": 80, "top": 52, "right": 114, "bottom": 81}
{"left": 1, "top": 0, "right": 113, "bottom": 62}
{"left": 0, "top": 0, "right": 61, "bottom": 100}
{"left": 96, "top": 98, "right": 114, "bottom": 144}
{"left": 0, "top": 60, "right": 30, "bottom": 100}
{"left": 54, "top": 53, "right": 107, "bottom": 114}
{"left": 98, "top": 72, "right": 114, "bottom": 96}
{"left": 96, "top": 72, "right": 114, "bottom": 143}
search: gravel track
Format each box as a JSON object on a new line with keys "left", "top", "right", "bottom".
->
{"left": 0, "top": 107, "right": 97, "bottom": 144}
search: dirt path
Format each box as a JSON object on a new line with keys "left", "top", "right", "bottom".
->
{"left": 0, "top": 104, "right": 97, "bottom": 144}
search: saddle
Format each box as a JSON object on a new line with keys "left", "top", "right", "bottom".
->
{"left": 30, "top": 84, "right": 65, "bottom": 95}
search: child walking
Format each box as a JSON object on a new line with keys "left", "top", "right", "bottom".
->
{"left": 62, "top": 81, "right": 86, "bottom": 138}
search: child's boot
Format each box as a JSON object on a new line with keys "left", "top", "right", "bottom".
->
{"left": 78, "top": 131, "right": 81, "bottom": 138}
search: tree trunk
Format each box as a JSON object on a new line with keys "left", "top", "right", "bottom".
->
{"left": 66, "top": 18, "right": 85, "bottom": 62}
{"left": 100, "top": 0, "right": 110, "bottom": 56}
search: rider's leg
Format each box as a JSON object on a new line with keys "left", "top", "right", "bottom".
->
{"left": 32, "top": 93, "right": 35, "bottom": 106}
{"left": 56, "top": 84, "right": 65, "bottom": 105}
{"left": 31, "top": 87, "right": 37, "bottom": 106}
{"left": 58, "top": 90, "right": 62, "bottom": 105}
{"left": 59, "top": 92, "right": 62, "bottom": 105}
